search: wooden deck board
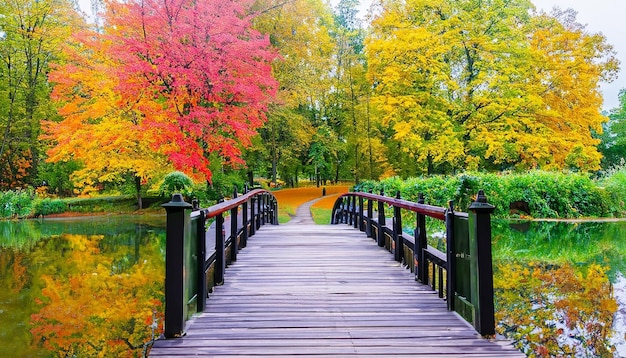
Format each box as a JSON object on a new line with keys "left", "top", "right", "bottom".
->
{"left": 150, "top": 224, "right": 523, "bottom": 357}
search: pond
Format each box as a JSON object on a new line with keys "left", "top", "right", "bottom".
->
{"left": 0, "top": 215, "right": 166, "bottom": 357}
{"left": 1, "top": 215, "right": 625, "bottom": 357}
{"left": 491, "top": 219, "right": 626, "bottom": 357}
{"left": 493, "top": 219, "right": 626, "bottom": 274}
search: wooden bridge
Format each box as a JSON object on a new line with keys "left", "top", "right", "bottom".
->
{"left": 150, "top": 189, "right": 523, "bottom": 357}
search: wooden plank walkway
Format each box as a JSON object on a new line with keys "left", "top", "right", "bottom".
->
{"left": 150, "top": 223, "right": 523, "bottom": 357}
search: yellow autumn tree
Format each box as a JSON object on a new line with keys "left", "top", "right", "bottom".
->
{"left": 367, "top": 0, "right": 618, "bottom": 173}
{"left": 0, "top": 0, "right": 84, "bottom": 189}
{"left": 522, "top": 8, "right": 619, "bottom": 170}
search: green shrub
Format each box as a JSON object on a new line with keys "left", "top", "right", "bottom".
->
{"left": 32, "top": 198, "right": 68, "bottom": 217}
{"left": 159, "top": 172, "right": 194, "bottom": 200}
{"left": 360, "top": 171, "right": 616, "bottom": 219}
{"left": 0, "top": 189, "right": 34, "bottom": 218}
{"left": 600, "top": 162, "right": 626, "bottom": 216}
{"left": 205, "top": 171, "right": 246, "bottom": 202}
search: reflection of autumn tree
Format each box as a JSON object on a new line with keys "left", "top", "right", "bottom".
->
{"left": 30, "top": 233, "right": 164, "bottom": 357}
{"left": 0, "top": 249, "right": 41, "bottom": 357}
{"left": 495, "top": 262, "right": 616, "bottom": 357}
{"left": 11, "top": 252, "right": 28, "bottom": 292}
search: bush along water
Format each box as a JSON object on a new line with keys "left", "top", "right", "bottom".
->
{"left": 599, "top": 160, "right": 626, "bottom": 216}
{"left": 355, "top": 170, "right": 623, "bottom": 219}
{"left": 0, "top": 189, "right": 35, "bottom": 218}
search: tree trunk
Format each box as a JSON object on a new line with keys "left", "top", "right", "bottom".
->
{"left": 135, "top": 175, "right": 143, "bottom": 209}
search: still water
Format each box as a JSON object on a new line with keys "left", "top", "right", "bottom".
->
{"left": 493, "top": 219, "right": 626, "bottom": 274}
{"left": 1, "top": 216, "right": 625, "bottom": 357}
{"left": 491, "top": 219, "right": 626, "bottom": 357}
{"left": 0, "top": 215, "right": 165, "bottom": 357}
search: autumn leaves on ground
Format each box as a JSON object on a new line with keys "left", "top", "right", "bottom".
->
{"left": 272, "top": 185, "right": 350, "bottom": 223}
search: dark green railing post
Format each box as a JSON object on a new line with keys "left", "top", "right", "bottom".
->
{"left": 230, "top": 186, "right": 238, "bottom": 262}
{"left": 415, "top": 193, "right": 427, "bottom": 283}
{"left": 250, "top": 196, "right": 256, "bottom": 236}
{"left": 468, "top": 190, "right": 496, "bottom": 336}
{"left": 162, "top": 194, "right": 192, "bottom": 338}
{"left": 272, "top": 196, "right": 279, "bottom": 225}
{"left": 352, "top": 194, "right": 358, "bottom": 228}
{"left": 242, "top": 186, "right": 249, "bottom": 248}
{"left": 196, "top": 210, "right": 207, "bottom": 313}
{"left": 366, "top": 190, "right": 373, "bottom": 237}
{"left": 346, "top": 195, "right": 354, "bottom": 225}
{"left": 377, "top": 190, "right": 386, "bottom": 247}
{"left": 445, "top": 201, "right": 456, "bottom": 311}
{"left": 358, "top": 195, "right": 365, "bottom": 232}
{"left": 262, "top": 193, "right": 268, "bottom": 225}
{"left": 215, "top": 212, "right": 225, "bottom": 285}
{"left": 393, "top": 191, "right": 403, "bottom": 263}
{"left": 256, "top": 193, "right": 262, "bottom": 229}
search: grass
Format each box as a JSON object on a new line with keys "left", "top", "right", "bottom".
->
{"left": 310, "top": 195, "right": 341, "bottom": 224}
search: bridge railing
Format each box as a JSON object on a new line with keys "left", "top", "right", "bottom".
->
{"left": 330, "top": 189, "right": 496, "bottom": 336}
{"left": 161, "top": 187, "right": 278, "bottom": 338}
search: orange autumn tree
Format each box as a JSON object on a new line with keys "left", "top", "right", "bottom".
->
{"left": 45, "top": 0, "right": 278, "bottom": 201}
{"left": 45, "top": 29, "right": 171, "bottom": 206}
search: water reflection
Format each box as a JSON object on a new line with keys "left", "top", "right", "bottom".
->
{"left": 493, "top": 219, "right": 626, "bottom": 275}
{"left": 0, "top": 215, "right": 165, "bottom": 357}
{"left": 492, "top": 219, "right": 626, "bottom": 357}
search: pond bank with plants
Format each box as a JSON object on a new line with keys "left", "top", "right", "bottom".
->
{"left": 0, "top": 190, "right": 163, "bottom": 220}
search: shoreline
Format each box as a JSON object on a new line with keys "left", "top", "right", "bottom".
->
{"left": 509, "top": 217, "right": 626, "bottom": 223}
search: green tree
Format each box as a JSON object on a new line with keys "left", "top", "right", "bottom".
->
{"left": 0, "top": 0, "right": 83, "bottom": 189}
{"left": 599, "top": 89, "right": 626, "bottom": 168}
{"left": 253, "top": 0, "right": 336, "bottom": 186}
{"left": 329, "top": 0, "right": 372, "bottom": 183}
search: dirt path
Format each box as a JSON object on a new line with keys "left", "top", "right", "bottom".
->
{"left": 284, "top": 197, "right": 325, "bottom": 225}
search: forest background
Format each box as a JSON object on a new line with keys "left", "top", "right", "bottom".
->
{"left": 1, "top": 0, "right": 625, "bottom": 213}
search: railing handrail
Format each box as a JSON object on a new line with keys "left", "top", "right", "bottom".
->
{"left": 331, "top": 191, "right": 447, "bottom": 221}
{"left": 199, "top": 188, "right": 269, "bottom": 219}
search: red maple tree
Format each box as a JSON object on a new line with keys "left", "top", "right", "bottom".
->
{"left": 47, "top": 0, "right": 277, "bottom": 183}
